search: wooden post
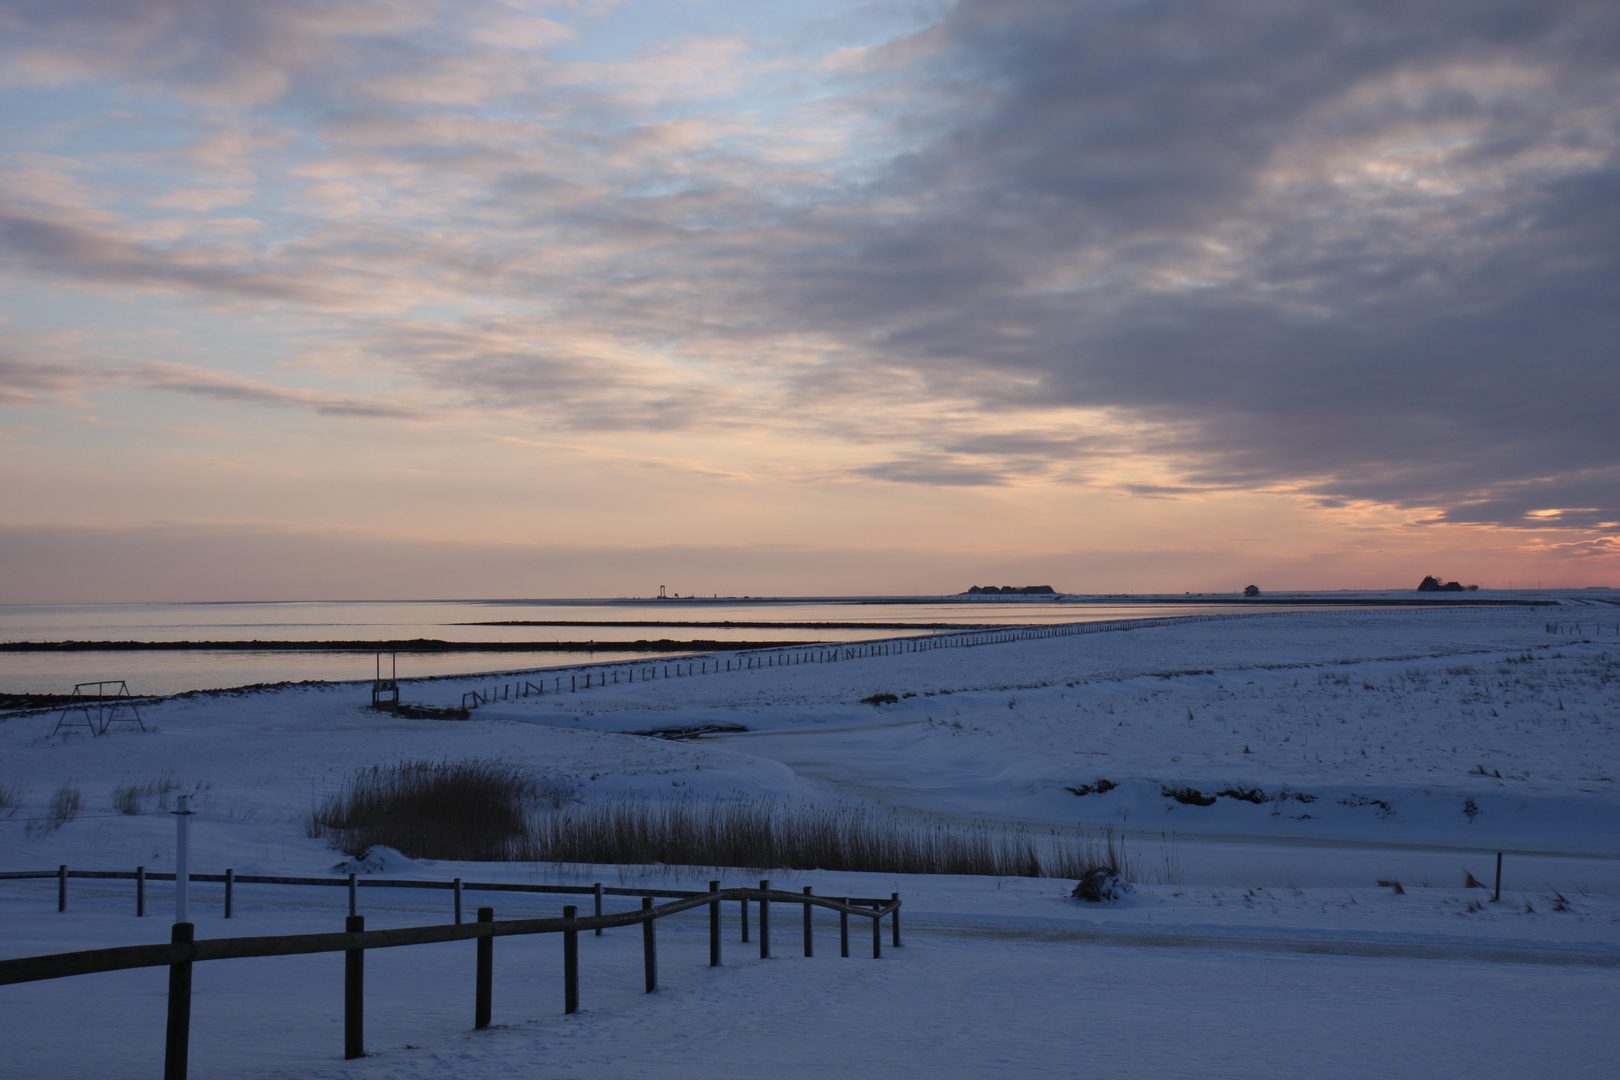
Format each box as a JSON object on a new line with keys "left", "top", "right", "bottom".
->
{"left": 348, "top": 873, "right": 357, "bottom": 917}
{"left": 872, "top": 904, "right": 882, "bottom": 959}
{"left": 803, "top": 887, "right": 813, "bottom": 957}
{"left": 1494, "top": 852, "right": 1503, "bottom": 902}
{"left": 562, "top": 906, "right": 579, "bottom": 1014}
{"left": 709, "top": 881, "right": 721, "bottom": 966}
{"left": 594, "top": 882, "right": 603, "bottom": 936}
{"left": 892, "top": 892, "right": 901, "bottom": 946}
{"left": 164, "top": 922, "right": 194, "bottom": 1080}
{"left": 58, "top": 864, "right": 66, "bottom": 912}
{"left": 641, "top": 897, "right": 657, "bottom": 992}
{"left": 344, "top": 914, "right": 365, "bottom": 1059}
{"left": 475, "top": 907, "right": 493, "bottom": 1029}
{"left": 840, "top": 905, "right": 849, "bottom": 957}
{"left": 224, "top": 869, "right": 234, "bottom": 919}
{"left": 454, "top": 878, "right": 462, "bottom": 924}
{"left": 137, "top": 866, "right": 146, "bottom": 917}
{"left": 740, "top": 896, "right": 749, "bottom": 942}
{"left": 759, "top": 880, "right": 770, "bottom": 959}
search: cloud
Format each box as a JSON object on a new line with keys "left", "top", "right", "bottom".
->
{"left": 0, "top": 210, "right": 362, "bottom": 305}
{"left": 2, "top": 0, "right": 1616, "bottom": 541}
{"left": 0, "top": 353, "right": 95, "bottom": 404}
{"left": 148, "top": 186, "right": 253, "bottom": 212}
{"left": 0, "top": 333, "right": 424, "bottom": 420}
{"left": 749, "top": 0, "right": 1620, "bottom": 528}
{"left": 0, "top": 0, "right": 435, "bottom": 108}
{"left": 853, "top": 454, "right": 1019, "bottom": 487}
{"left": 132, "top": 360, "right": 425, "bottom": 419}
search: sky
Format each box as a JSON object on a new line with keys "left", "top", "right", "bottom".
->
{"left": 1, "top": 0, "right": 1617, "bottom": 602}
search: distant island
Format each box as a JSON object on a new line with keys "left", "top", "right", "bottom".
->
{"left": 1416, "top": 575, "right": 1479, "bottom": 592}
{"left": 962, "top": 585, "right": 1058, "bottom": 595}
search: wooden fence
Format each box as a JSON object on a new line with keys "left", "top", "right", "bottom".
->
{"left": 0, "top": 874, "right": 900, "bottom": 1079}
{"left": 1545, "top": 620, "right": 1618, "bottom": 637}
{"left": 449, "top": 611, "right": 1319, "bottom": 707}
{"left": 2, "top": 866, "right": 897, "bottom": 927}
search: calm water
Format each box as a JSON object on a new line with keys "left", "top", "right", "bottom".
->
{"left": 0, "top": 597, "right": 1291, "bottom": 695}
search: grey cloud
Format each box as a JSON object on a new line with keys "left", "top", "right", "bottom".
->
{"left": 1, "top": 345, "right": 424, "bottom": 418}
{"left": 0, "top": 214, "right": 351, "bottom": 305}
{"left": 0, "top": 0, "right": 435, "bottom": 108}
{"left": 357, "top": 322, "right": 723, "bottom": 433}
{"left": 753, "top": 0, "right": 1620, "bottom": 529}
{"left": 0, "top": 353, "right": 97, "bottom": 404}
{"left": 133, "top": 362, "right": 424, "bottom": 419}
{"left": 1117, "top": 483, "right": 1218, "bottom": 499}
{"left": 853, "top": 454, "right": 1022, "bottom": 487}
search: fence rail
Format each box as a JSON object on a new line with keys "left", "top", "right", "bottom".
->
{"left": 0, "top": 866, "right": 896, "bottom": 924}
{"left": 1545, "top": 621, "right": 1618, "bottom": 637}
{"left": 447, "top": 611, "right": 1344, "bottom": 707}
{"left": 0, "top": 879, "right": 900, "bottom": 1079}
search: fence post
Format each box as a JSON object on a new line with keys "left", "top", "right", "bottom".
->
{"left": 709, "top": 881, "right": 721, "bottom": 966}
{"left": 759, "top": 880, "right": 770, "bottom": 959}
{"left": 840, "top": 904, "right": 849, "bottom": 957}
{"left": 348, "top": 873, "right": 357, "bottom": 917}
{"left": 741, "top": 896, "right": 749, "bottom": 943}
{"left": 164, "top": 921, "right": 194, "bottom": 1080}
{"left": 475, "top": 907, "right": 493, "bottom": 1029}
{"left": 803, "top": 887, "right": 814, "bottom": 957}
{"left": 1493, "top": 852, "right": 1503, "bottom": 902}
{"left": 137, "top": 865, "right": 146, "bottom": 917}
{"left": 225, "top": 869, "right": 234, "bottom": 919}
{"left": 642, "top": 897, "right": 657, "bottom": 992}
{"left": 58, "top": 864, "right": 67, "bottom": 912}
{"left": 892, "top": 893, "right": 901, "bottom": 946}
{"left": 872, "top": 903, "right": 882, "bottom": 959}
{"left": 594, "top": 882, "right": 603, "bottom": 936}
{"left": 454, "top": 878, "right": 462, "bottom": 924}
{"left": 345, "top": 914, "right": 365, "bottom": 1059}
{"left": 563, "top": 906, "right": 579, "bottom": 1014}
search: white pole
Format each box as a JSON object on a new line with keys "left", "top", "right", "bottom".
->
{"left": 173, "top": 794, "right": 194, "bottom": 924}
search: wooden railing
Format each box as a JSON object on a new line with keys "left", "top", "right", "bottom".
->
{"left": 1, "top": 866, "right": 897, "bottom": 926}
{"left": 0, "top": 875, "right": 900, "bottom": 1079}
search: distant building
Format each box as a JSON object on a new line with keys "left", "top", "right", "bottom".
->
{"left": 1243, "top": 585, "right": 1260, "bottom": 597}
{"left": 1417, "top": 575, "right": 1467, "bottom": 592}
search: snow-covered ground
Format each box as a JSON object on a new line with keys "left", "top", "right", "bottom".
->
{"left": 3, "top": 606, "right": 1617, "bottom": 1077}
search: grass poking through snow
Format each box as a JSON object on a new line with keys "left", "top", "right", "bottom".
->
{"left": 309, "top": 759, "right": 1131, "bottom": 880}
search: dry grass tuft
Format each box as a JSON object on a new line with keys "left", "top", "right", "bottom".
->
{"left": 112, "top": 785, "right": 143, "bottom": 815}
{"left": 1044, "top": 824, "right": 1135, "bottom": 882}
{"left": 308, "top": 759, "right": 571, "bottom": 861}
{"left": 47, "top": 784, "right": 82, "bottom": 828}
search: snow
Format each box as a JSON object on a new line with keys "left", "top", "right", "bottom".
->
{"left": 2, "top": 605, "right": 1617, "bottom": 1077}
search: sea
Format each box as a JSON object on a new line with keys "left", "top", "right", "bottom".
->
{"left": 0, "top": 596, "right": 1308, "bottom": 696}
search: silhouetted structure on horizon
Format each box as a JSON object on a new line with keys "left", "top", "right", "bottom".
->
{"left": 963, "top": 585, "right": 1057, "bottom": 595}
{"left": 1417, "top": 575, "right": 1477, "bottom": 592}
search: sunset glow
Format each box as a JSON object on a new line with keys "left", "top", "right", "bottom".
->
{"left": 3, "top": 0, "right": 1616, "bottom": 600}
